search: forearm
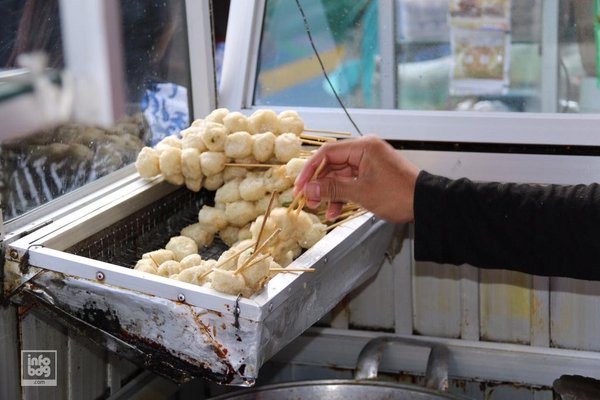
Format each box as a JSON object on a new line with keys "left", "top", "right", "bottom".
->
{"left": 413, "top": 171, "right": 600, "bottom": 280}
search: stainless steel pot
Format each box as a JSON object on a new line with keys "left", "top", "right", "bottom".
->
{"left": 211, "top": 336, "right": 470, "bottom": 400}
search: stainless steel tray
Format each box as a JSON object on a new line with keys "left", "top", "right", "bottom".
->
{"left": 4, "top": 177, "right": 399, "bottom": 385}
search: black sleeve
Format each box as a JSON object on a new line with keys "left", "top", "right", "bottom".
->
{"left": 413, "top": 170, "right": 600, "bottom": 281}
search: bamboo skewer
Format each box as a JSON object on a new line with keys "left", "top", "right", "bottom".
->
{"left": 234, "top": 228, "right": 281, "bottom": 275}
{"left": 300, "top": 134, "right": 337, "bottom": 142}
{"left": 320, "top": 207, "right": 364, "bottom": 223}
{"left": 255, "top": 191, "right": 278, "bottom": 252}
{"left": 238, "top": 253, "right": 271, "bottom": 275}
{"left": 305, "top": 128, "right": 352, "bottom": 136}
{"left": 196, "top": 240, "right": 257, "bottom": 280}
{"left": 322, "top": 209, "right": 368, "bottom": 232}
{"left": 289, "top": 158, "right": 327, "bottom": 214}
{"left": 224, "top": 163, "right": 281, "bottom": 168}
{"left": 270, "top": 268, "right": 315, "bottom": 273}
{"left": 300, "top": 138, "right": 327, "bottom": 146}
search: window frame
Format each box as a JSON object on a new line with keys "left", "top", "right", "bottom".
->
{"left": 221, "top": 0, "right": 600, "bottom": 147}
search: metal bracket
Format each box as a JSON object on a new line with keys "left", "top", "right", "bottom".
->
{"left": 233, "top": 294, "right": 242, "bottom": 329}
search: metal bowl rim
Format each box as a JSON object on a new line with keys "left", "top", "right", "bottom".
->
{"left": 210, "top": 379, "right": 470, "bottom": 399}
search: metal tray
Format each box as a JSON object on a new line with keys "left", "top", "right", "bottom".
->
{"left": 3, "top": 177, "right": 399, "bottom": 385}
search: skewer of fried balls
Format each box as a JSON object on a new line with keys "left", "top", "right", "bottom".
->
{"left": 133, "top": 108, "right": 361, "bottom": 298}
{"left": 134, "top": 108, "right": 332, "bottom": 192}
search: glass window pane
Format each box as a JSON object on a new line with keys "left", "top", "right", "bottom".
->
{"left": 255, "top": 0, "right": 600, "bottom": 114}
{"left": 1, "top": 0, "right": 194, "bottom": 222}
{"left": 255, "top": 0, "right": 381, "bottom": 108}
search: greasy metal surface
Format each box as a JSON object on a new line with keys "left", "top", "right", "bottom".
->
{"left": 209, "top": 380, "right": 469, "bottom": 400}
{"left": 6, "top": 177, "right": 397, "bottom": 385}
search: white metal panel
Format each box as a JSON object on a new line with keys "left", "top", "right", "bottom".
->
{"left": 413, "top": 261, "right": 461, "bottom": 338}
{"left": 401, "top": 150, "right": 600, "bottom": 185}
{"left": 479, "top": 270, "right": 532, "bottom": 344}
{"left": 0, "top": 306, "right": 20, "bottom": 400}
{"left": 530, "top": 276, "right": 550, "bottom": 347}
{"left": 459, "top": 265, "right": 480, "bottom": 341}
{"left": 347, "top": 255, "right": 395, "bottom": 330}
{"left": 68, "top": 336, "right": 108, "bottom": 400}
{"left": 107, "top": 354, "right": 141, "bottom": 395}
{"left": 20, "top": 312, "right": 68, "bottom": 400}
{"left": 550, "top": 278, "right": 600, "bottom": 351}
{"left": 394, "top": 225, "right": 413, "bottom": 335}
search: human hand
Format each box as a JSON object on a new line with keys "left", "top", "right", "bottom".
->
{"left": 293, "top": 135, "right": 420, "bottom": 223}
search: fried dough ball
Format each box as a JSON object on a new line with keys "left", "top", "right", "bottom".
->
{"left": 217, "top": 248, "right": 239, "bottom": 271}
{"left": 238, "top": 224, "right": 252, "bottom": 242}
{"left": 155, "top": 135, "right": 182, "bottom": 152}
{"left": 191, "top": 118, "right": 204, "bottom": 128}
{"left": 270, "top": 208, "right": 313, "bottom": 241}
{"left": 198, "top": 206, "right": 228, "bottom": 232}
{"left": 185, "top": 177, "right": 203, "bottom": 192}
{"left": 274, "top": 133, "right": 301, "bottom": 163}
{"left": 178, "top": 263, "right": 212, "bottom": 285}
{"left": 135, "top": 147, "right": 161, "bottom": 178}
{"left": 201, "top": 122, "right": 228, "bottom": 151}
{"left": 180, "top": 253, "right": 203, "bottom": 270}
{"left": 215, "top": 178, "right": 241, "bottom": 204}
{"left": 159, "top": 147, "right": 184, "bottom": 185}
{"left": 157, "top": 260, "right": 182, "bottom": 277}
{"left": 182, "top": 131, "right": 208, "bottom": 152}
{"left": 200, "top": 151, "right": 226, "bottom": 176}
{"left": 165, "top": 236, "right": 198, "bottom": 262}
{"left": 278, "top": 110, "right": 304, "bottom": 136}
{"left": 250, "top": 215, "right": 278, "bottom": 243}
{"left": 256, "top": 193, "right": 280, "bottom": 214}
{"left": 219, "top": 226, "right": 240, "bottom": 247}
{"left": 225, "top": 131, "right": 253, "bottom": 159}
{"left": 299, "top": 223, "right": 327, "bottom": 249}
{"left": 181, "top": 222, "right": 215, "bottom": 247}
{"left": 265, "top": 165, "right": 293, "bottom": 192}
{"left": 285, "top": 158, "right": 306, "bottom": 180}
{"left": 134, "top": 259, "right": 158, "bottom": 274}
{"left": 225, "top": 200, "right": 257, "bottom": 227}
{"left": 205, "top": 107, "right": 230, "bottom": 124}
{"left": 142, "top": 249, "right": 175, "bottom": 266}
{"left": 278, "top": 188, "right": 294, "bottom": 207}
{"left": 223, "top": 111, "right": 249, "bottom": 133}
{"left": 181, "top": 148, "right": 202, "bottom": 180}
{"left": 241, "top": 255, "right": 272, "bottom": 290}
{"left": 204, "top": 173, "right": 224, "bottom": 190}
{"left": 223, "top": 166, "right": 248, "bottom": 182}
{"left": 239, "top": 174, "right": 267, "bottom": 201}
{"left": 252, "top": 132, "right": 276, "bottom": 162}
{"left": 248, "top": 109, "right": 279, "bottom": 134}
{"left": 210, "top": 269, "right": 249, "bottom": 297}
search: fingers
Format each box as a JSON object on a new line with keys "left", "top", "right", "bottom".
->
{"left": 294, "top": 138, "right": 363, "bottom": 195}
{"left": 304, "top": 176, "right": 356, "bottom": 204}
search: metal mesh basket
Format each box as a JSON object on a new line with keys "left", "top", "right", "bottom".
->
{"left": 66, "top": 187, "right": 229, "bottom": 268}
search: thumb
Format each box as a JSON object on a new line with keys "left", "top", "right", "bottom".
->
{"left": 304, "top": 177, "right": 356, "bottom": 204}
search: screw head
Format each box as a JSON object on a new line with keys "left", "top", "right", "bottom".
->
{"left": 96, "top": 272, "right": 105, "bottom": 281}
{"left": 268, "top": 303, "right": 273, "bottom": 312}
{"left": 9, "top": 249, "right": 18, "bottom": 259}
{"left": 177, "top": 293, "right": 186, "bottom": 302}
